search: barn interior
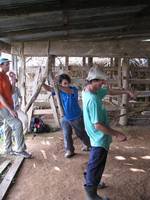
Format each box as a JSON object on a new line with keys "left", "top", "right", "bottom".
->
{"left": 0, "top": 1, "right": 150, "bottom": 200}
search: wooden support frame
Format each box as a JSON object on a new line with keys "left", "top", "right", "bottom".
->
{"left": 25, "top": 62, "right": 48, "bottom": 113}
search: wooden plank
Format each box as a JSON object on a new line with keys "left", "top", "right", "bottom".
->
{"left": 141, "top": 111, "right": 150, "bottom": 116}
{"left": 0, "top": 160, "right": 11, "bottom": 175}
{"left": 33, "top": 109, "right": 53, "bottom": 115}
{"left": 11, "top": 39, "right": 150, "bottom": 57}
{"left": 128, "top": 117, "right": 150, "bottom": 125}
{"left": 0, "top": 157, "right": 24, "bottom": 200}
{"left": 130, "top": 79, "right": 150, "bottom": 84}
{"left": 137, "top": 91, "right": 150, "bottom": 97}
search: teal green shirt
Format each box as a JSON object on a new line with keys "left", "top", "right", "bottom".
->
{"left": 82, "top": 87, "right": 112, "bottom": 150}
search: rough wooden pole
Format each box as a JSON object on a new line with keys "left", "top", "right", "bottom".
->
{"left": 119, "top": 58, "right": 129, "bottom": 125}
{"left": 65, "top": 56, "right": 69, "bottom": 71}
{"left": 48, "top": 55, "right": 64, "bottom": 118}
{"left": 145, "top": 58, "right": 150, "bottom": 102}
{"left": 19, "top": 43, "right": 26, "bottom": 110}
{"left": 117, "top": 58, "right": 122, "bottom": 104}
{"left": 12, "top": 55, "right": 18, "bottom": 76}
{"left": 82, "top": 57, "right": 86, "bottom": 66}
{"left": 88, "top": 57, "right": 93, "bottom": 69}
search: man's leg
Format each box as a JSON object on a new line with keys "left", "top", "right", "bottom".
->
{"left": 3, "top": 120, "right": 13, "bottom": 153}
{"left": 86, "top": 147, "right": 108, "bottom": 186}
{"left": 0, "top": 110, "right": 13, "bottom": 153}
{"left": 71, "top": 116, "right": 91, "bottom": 148}
{"left": 0, "top": 108, "right": 26, "bottom": 153}
{"left": 61, "top": 118, "right": 74, "bottom": 156}
{"left": 84, "top": 147, "right": 108, "bottom": 200}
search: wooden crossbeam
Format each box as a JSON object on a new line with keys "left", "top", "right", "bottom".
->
{"left": 130, "top": 79, "right": 150, "bottom": 84}
{"left": 137, "top": 91, "right": 150, "bottom": 97}
{"left": 33, "top": 109, "right": 53, "bottom": 115}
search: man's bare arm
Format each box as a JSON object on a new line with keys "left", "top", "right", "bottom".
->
{"left": 108, "top": 89, "right": 135, "bottom": 98}
{"left": 94, "top": 123, "right": 127, "bottom": 142}
{"left": 43, "top": 83, "right": 53, "bottom": 92}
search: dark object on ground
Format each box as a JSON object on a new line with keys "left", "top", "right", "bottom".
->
{"left": 30, "top": 117, "right": 50, "bottom": 133}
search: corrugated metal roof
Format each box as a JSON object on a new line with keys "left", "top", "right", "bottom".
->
{"left": 0, "top": 0, "right": 150, "bottom": 43}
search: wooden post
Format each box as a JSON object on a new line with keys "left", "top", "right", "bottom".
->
{"left": 119, "top": 58, "right": 129, "bottom": 125}
{"left": 117, "top": 58, "right": 122, "bottom": 104}
{"left": 88, "top": 57, "right": 93, "bottom": 69}
{"left": 65, "top": 56, "right": 69, "bottom": 71}
{"left": 19, "top": 43, "right": 26, "bottom": 111}
{"left": 146, "top": 58, "right": 150, "bottom": 102}
{"left": 110, "top": 57, "right": 114, "bottom": 67}
{"left": 82, "top": 57, "right": 86, "bottom": 66}
{"left": 48, "top": 55, "right": 64, "bottom": 118}
{"left": 12, "top": 55, "right": 18, "bottom": 76}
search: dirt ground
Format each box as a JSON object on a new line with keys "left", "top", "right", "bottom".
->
{"left": 1, "top": 126, "right": 150, "bottom": 200}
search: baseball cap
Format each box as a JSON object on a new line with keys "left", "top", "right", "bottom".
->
{"left": 0, "top": 57, "right": 11, "bottom": 65}
{"left": 86, "top": 66, "right": 108, "bottom": 81}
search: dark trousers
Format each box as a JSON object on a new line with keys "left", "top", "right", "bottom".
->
{"left": 85, "top": 147, "right": 108, "bottom": 187}
{"left": 61, "top": 116, "right": 91, "bottom": 152}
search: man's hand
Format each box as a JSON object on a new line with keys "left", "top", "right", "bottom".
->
{"left": 115, "top": 131, "right": 127, "bottom": 142}
{"left": 9, "top": 109, "right": 18, "bottom": 118}
{"left": 9, "top": 72, "right": 17, "bottom": 82}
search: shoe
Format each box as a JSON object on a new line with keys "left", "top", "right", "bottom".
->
{"left": 4, "top": 150, "right": 15, "bottom": 156}
{"left": 84, "top": 186, "right": 102, "bottom": 200}
{"left": 84, "top": 186, "right": 109, "bottom": 200}
{"left": 81, "top": 146, "right": 91, "bottom": 152}
{"left": 14, "top": 151, "right": 32, "bottom": 159}
{"left": 64, "top": 150, "right": 75, "bottom": 158}
{"left": 97, "top": 181, "right": 107, "bottom": 189}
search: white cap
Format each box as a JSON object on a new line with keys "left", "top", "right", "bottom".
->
{"left": 86, "top": 66, "right": 108, "bottom": 81}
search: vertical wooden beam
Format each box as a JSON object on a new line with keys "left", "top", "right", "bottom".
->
{"left": 88, "top": 57, "right": 93, "bottom": 69}
{"left": 19, "top": 43, "right": 26, "bottom": 111}
{"left": 119, "top": 58, "right": 129, "bottom": 126}
{"left": 110, "top": 57, "right": 114, "bottom": 67}
{"left": 65, "top": 56, "right": 69, "bottom": 71}
{"left": 48, "top": 55, "right": 64, "bottom": 118}
{"left": 146, "top": 58, "right": 150, "bottom": 102}
{"left": 117, "top": 58, "right": 122, "bottom": 104}
{"left": 12, "top": 55, "right": 18, "bottom": 78}
{"left": 82, "top": 57, "right": 86, "bottom": 66}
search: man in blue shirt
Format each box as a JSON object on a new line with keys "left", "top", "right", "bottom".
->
{"left": 82, "top": 66, "right": 134, "bottom": 200}
{"left": 43, "top": 74, "right": 90, "bottom": 158}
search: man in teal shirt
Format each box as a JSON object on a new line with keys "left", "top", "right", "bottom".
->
{"left": 82, "top": 66, "right": 134, "bottom": 200}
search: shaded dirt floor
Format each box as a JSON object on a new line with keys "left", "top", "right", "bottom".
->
{"left": 1, "top": 126, "right": 150, "bottom": 200}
